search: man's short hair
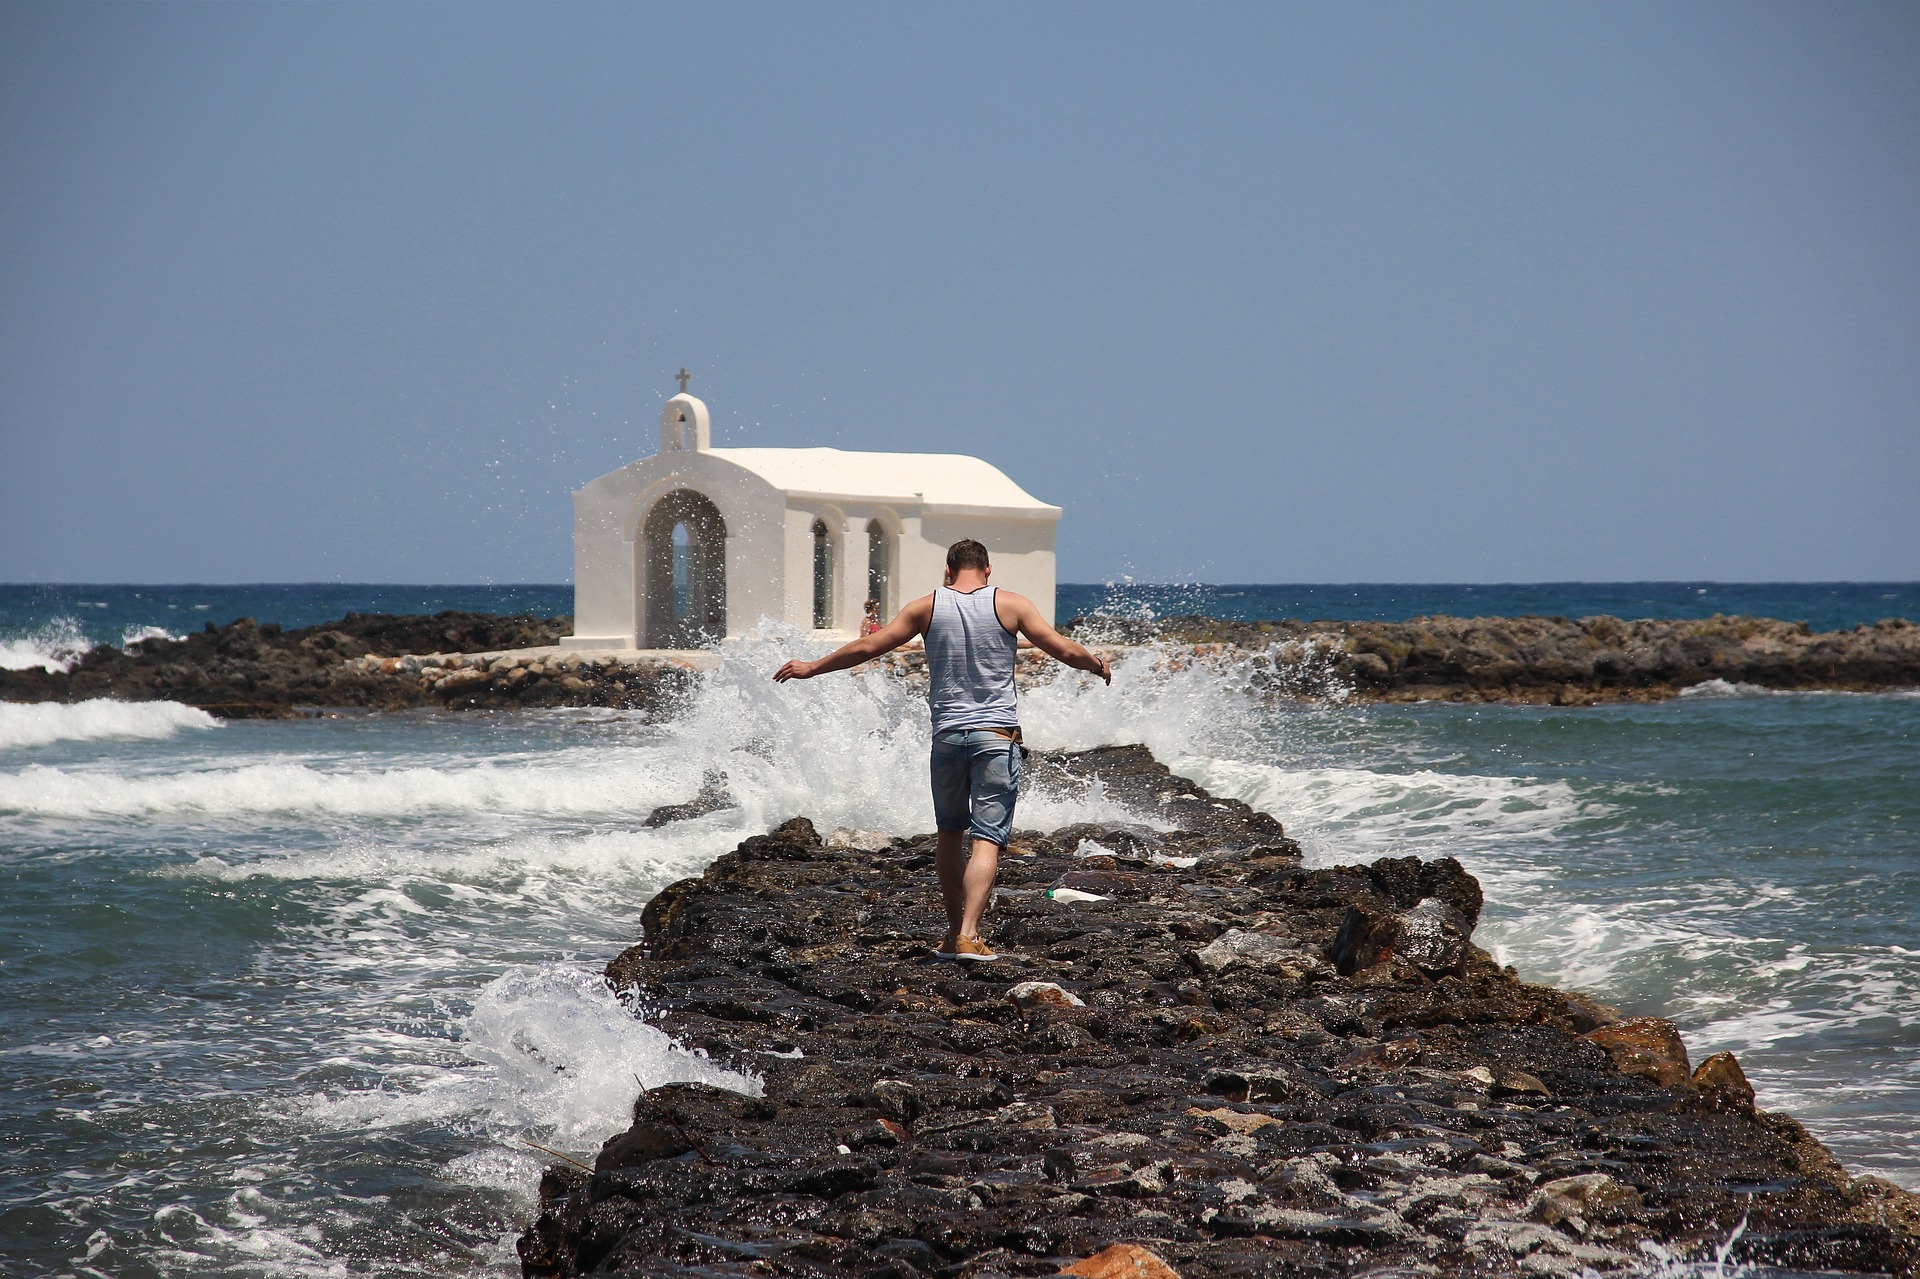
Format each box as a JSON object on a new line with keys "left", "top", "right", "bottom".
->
{"left": 946, "top": 539, "right": 991, "bottom": 574}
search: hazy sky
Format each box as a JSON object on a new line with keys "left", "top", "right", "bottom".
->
{"left": 3, "top": 2, "right": 1915, "bottom": 584}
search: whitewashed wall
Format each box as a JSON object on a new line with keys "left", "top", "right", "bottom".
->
{"left": 570, "top": 393, "right": 1059, "bottom": 646}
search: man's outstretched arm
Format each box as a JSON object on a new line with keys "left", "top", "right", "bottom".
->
{"left": 772, "top": 596, "right": 932, "bottom": 682}
{"left": 1004, "top": 593, "right": 1112, "bottom": 685}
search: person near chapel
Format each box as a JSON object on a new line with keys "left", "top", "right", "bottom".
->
{"left": 773, "top": 538, "right": 1112, "bottom": 960}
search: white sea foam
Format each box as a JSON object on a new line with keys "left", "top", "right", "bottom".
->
{"left": 1171, "top": 755, "right": 1597, "bottom": 862}
{"left": 1681, "top": 678, "right": 1783, "bottom": 699}
{"left": 1172, "top": 753, "right": 1790, "bottom": 1013}
{"left": 1678, "top": 678, "right": 1919, "bottom": 700}
{"left": 1025, "top": 646, "right": 1250, "bottom": 760}
{"left": 179, "top": 824, "right": 728, "bottom": 920}
{"left": 0, "top": 615, "right": 93, "bottom": 672}
{"left": 0, "top": 698, "right": 221, "bottom": 751}
{"left": 1167, "top": 753, "right": 1685, "bottom": 1015}
{"left": 121, "top": 624, "right": 179, "bottom": 648}
{"left": 0, "top": 617, "right": 179, "bottom": 673}
{"left": 0, "top": 755, "right": 661, "bottom": 819}
{"left": 299, "top": 965, "right": 758, "bottom": 1152}
{"left": 1633, "top": 1217, "right": 1755, "bottom": 1279}
{"left": 8, "top": 626, "right": 1147, "bottom": 831}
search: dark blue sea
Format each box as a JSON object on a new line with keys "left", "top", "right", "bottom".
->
{"left": 1060, "top": 580, "right": 1920, "bottom": 634}
{"left": 1, "top": 583, "right": 1915, "bottom": 1275}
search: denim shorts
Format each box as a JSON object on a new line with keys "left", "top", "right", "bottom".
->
{"left": 930, "top": 727, "right": 1023, "bottom": 847}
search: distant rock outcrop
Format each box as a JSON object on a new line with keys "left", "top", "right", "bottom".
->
{"left": 1066, "top": 613, "right": 1920, "bottom": 703}
{"left": 5, "top": 610, "right": 1915, "bottom": 715}
{"left": 0, "top": 611, "right": 696, "bottom": 716}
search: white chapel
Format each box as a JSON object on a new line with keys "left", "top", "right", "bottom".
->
{"left": 565, "top": 377, "right": 1061, "bottom": 650}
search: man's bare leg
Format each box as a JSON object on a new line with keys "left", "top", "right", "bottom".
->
{"left": 958, "top": 836, "right": 1000, "bottom": 941}
{"left": 935, "top": 828, "right": 967, "bottom": 940}
{"left": 935, "top": 831, "right": 1001, "bottom": 945}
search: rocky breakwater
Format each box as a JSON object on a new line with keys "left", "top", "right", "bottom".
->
{"left": 1066, "top": 613, "right": 1920, "bottom": 704}
{"left": 339, "top": 649, "right": 705, "bottom": 712}
{"left": 0, "top": 611, "right": 688, "bottom": 717}
{"left": 520, "top": 745, "right": 1920, "bottom": 1279}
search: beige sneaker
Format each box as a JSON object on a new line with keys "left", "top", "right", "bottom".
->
{"left": 935, "top": 934, "right": 999, "bottom": 962}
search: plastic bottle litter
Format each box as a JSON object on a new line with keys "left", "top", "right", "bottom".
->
{"left": 1046, "top": 887, "right": 1110, "bottom": 903}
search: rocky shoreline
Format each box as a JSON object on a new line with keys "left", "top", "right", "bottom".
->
{"left": 0, "top": 612, "right": 693, "bottom": 717}
{"left": 1061, "top": 613, "right": 1920, "bottom": 705}
{"left": 519, "top": 745, "right": 1919, "bottom": 1278}
{"left": 1, "top": 610, "right": 1915, "bottom": 716}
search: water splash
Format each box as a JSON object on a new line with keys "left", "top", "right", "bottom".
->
{"left": 299, "top": 966, "right": 759, "bottom": 1153}
{"left": 1633, "top": 1217, "right": 1752, "bottom": 1279}
{"left": 120, "top": 624, "right": 180, "bottom": 648}
{"left": 0, "top": 615, "right": 93, "bottom": 672}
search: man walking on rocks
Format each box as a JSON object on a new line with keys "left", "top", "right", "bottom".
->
{"left": 774, "top": 538, "right": 1112, "bottom": 960}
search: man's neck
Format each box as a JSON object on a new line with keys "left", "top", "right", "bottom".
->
{"left": 946, "top": 572, "right": 990, "bottom": 592}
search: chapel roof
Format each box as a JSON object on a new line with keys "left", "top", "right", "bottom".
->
{"left": 706, "top": 446, "right": 1060, "bottom": 517}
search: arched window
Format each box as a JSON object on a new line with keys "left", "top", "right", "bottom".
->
{"left": 671, "top": 523, "right": 691, "bottom": 617}
{"left": 866, "top": 520, "right": 892, "bottom": 619}
{"left": 811, "top": 519, "right": 834, "bottom": 629}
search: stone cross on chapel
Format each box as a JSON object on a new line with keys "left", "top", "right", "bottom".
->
{"left": 676, "top": 367, "right": 692, "bottom": 393}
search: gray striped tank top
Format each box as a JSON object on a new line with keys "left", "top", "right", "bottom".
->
{"left": 925, "top": 586, "right": 1019, "bottom": 733}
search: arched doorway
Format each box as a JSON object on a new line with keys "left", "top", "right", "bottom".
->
{"left": 641, "top": 490, "right": 726, "bottom": 648}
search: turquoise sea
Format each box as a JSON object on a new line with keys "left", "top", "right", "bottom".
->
{"left": 1, "top": 584, "right": 1915, "bottom": 1276}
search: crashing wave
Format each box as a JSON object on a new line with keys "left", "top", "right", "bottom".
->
{"left": 0, "top": 699, "right": 220, "bottom": 751}
{"left": 0, "top": 616, "right": 94, "bottom": 673}
{"left": 1680, "top": 678, "right": 1780, "bottom": 699}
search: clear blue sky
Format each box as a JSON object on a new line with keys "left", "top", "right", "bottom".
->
{"left": 2, "top": 2, "right": 1915, "bottom": 584}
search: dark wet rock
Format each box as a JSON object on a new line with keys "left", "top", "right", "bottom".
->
{"left": 1330, "top": 903, "right": 1401, "bottom": 976}
{"left": 520, "top": 744, "right": 1920, "bottom": 1279}
{"left": 644, "top": 769, "right": 735, "bottom": 828}
{"left": 1528, "top": 1173, "right": 1644, "bottom": 1227}
{"left": 1329, "top": 857, "right": 1482, "bottom": 979}
{"left": 1062, "top": 612, "right": 1920, "bottom": 703}
{"left": 595, "top": 1120, "right": 692, "bottom": 1169}
{"left": 15, "top": 610, "right": 1911, "bottom": 716}
{"left": 0, "top": 610, "right": 691, "bottom": 716}
{"left": 1190, "top": 928, "right": 1326, "bottom": 981}
{"left": 1490, "top": 1068, "right": 1554, "bottom": 1099}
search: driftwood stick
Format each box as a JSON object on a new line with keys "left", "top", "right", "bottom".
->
{"left": 521, "top": 1138, "right": 593, "bottom": 1174}
{"left": 635, "top": 1073, "right": 719, "bottom": 1165}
